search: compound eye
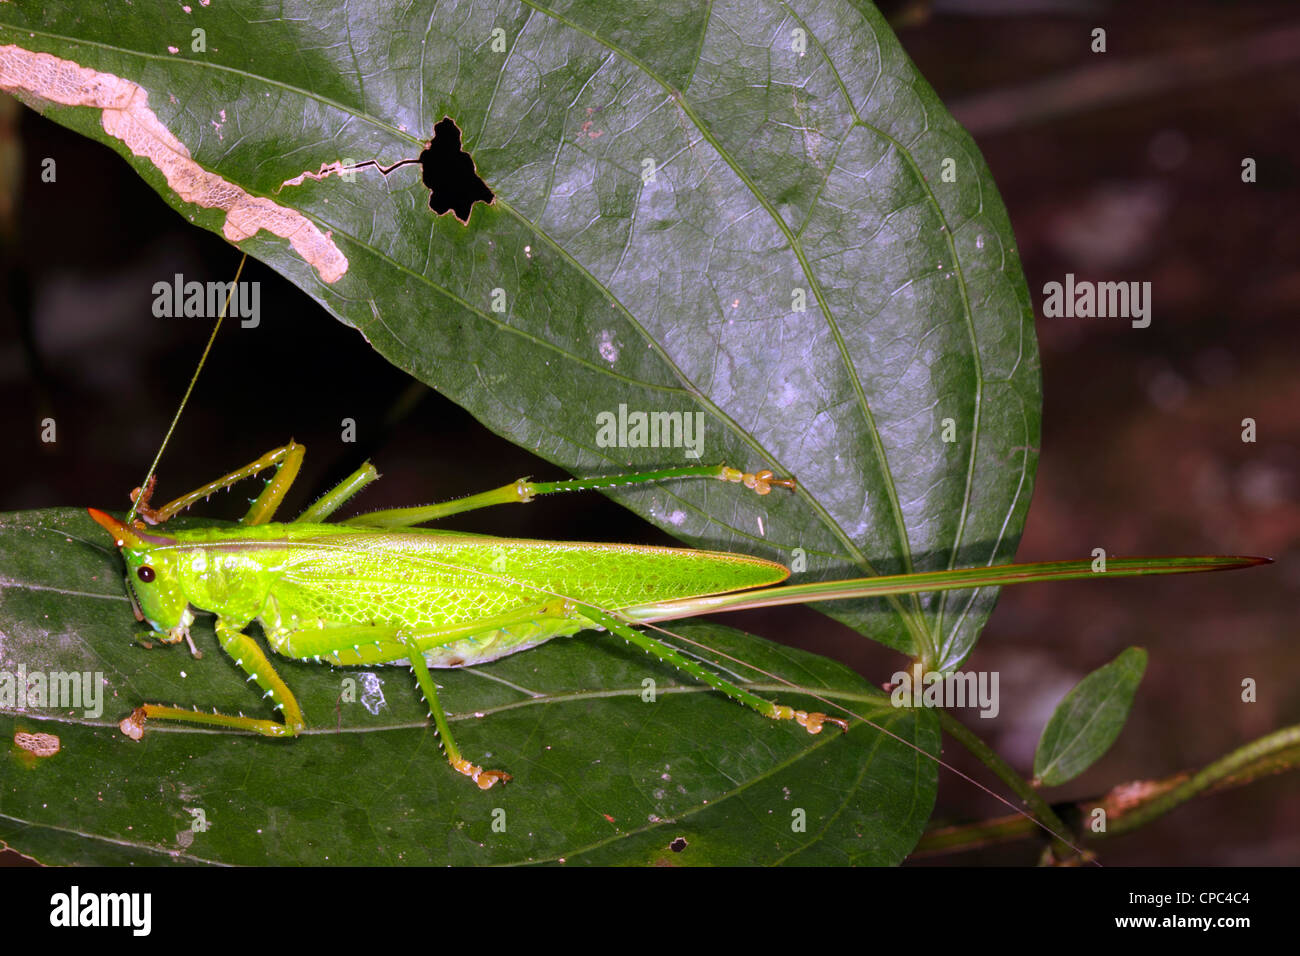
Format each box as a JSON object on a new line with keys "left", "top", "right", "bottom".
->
{"left": 136, "top": 566, "right": 156, "bottom": 583}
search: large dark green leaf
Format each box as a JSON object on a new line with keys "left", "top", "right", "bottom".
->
{"left": 0, "top": 509, "right": 937, "bottom": 865}
{"left": 0, "top": 0, "right": 1039, "bottom": 670}
{"left": 0, "top": 0, "right": 1037, "bottom": 865}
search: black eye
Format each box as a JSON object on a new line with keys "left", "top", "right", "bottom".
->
{"left": 136, "top": 566, "right": 156, "bottom": 583}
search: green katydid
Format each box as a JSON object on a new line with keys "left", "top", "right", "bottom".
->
{"left": 86, "top": 256, "right": 1267, "bottom": 825}
{"left": 87, "top": 444, "right": 1265, "bottom": 793}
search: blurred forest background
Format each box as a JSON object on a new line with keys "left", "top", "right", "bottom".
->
{"left": 1, "top": 0, "right": 1296, "bottom": 864}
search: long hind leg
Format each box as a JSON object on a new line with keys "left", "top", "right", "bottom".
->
{"left": 575, "top": 603, "right": 848, "bottom": 735}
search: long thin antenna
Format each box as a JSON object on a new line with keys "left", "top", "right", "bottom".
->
{"left": 127, "top": 252, "right": 248, "bottom": 524}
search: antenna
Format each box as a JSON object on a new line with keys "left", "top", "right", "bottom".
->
{"left": 126, "top": 253, "right": 248, "bottom": 525}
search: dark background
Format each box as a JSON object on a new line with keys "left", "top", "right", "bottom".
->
{"left": 1, "top": 0, "right": 1296, "bottom": 865}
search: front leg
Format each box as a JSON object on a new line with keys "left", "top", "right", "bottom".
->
{"left": 120, "top": 618, "right": 305, "bottom": 739}
{"left": 130, "top": 442, "right": 307, "bottom": 526}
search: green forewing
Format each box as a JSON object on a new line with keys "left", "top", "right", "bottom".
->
{"left": 275, "top": 528, "right": 791, "bottom": 610}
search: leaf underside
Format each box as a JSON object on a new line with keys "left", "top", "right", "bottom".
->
{"left": 0, "top": 0, "right": 1038, "bottom": 666}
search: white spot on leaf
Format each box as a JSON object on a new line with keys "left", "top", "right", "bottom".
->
{"left": 597, "top": 330, "right": 619, "bottom": 363}
{"left": 359, "top": 672, "right": 387, "bottom": 715}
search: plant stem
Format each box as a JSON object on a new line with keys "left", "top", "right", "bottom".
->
{"left": 914, "top": 723, "right": 1300, "bottom": 856}
{"left": 935, "top": 708, "right": 1077, "bottom": 859}
{"left": 1094, "top": 723, "right": 1300, "bottom": 837}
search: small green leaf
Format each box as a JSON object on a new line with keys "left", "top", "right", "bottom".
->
{"left": 1034, "top": 647, "right": 1147, "bottom": 786}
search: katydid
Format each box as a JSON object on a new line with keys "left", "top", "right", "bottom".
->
{"left": 87, "top": 443, "right": 1266, "bottom": 791}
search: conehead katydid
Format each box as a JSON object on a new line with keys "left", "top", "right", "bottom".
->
{"left": 87, "top": 440, "right": 1266, "bottom": 794}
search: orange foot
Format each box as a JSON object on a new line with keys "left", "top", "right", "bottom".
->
{"left": 120, "top": 707, "right": 147, "bottom": 741}
{"left": 452, "top": 756, "right": 512, "bottom": 790}
{"left": 794, "top": 710, "right": 850, "bottom": 735}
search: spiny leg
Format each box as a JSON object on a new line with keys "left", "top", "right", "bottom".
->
{"left": 131, "top": 442, "right": 307, "bottom": 526}
{"left": 576, "top": 604, "right": 849, "bottom": 735}
{"left": 121, "top": 618, "right": 305, "bottom": 739}
{"left": 347, "top": 464, "right": 796, "bottom": 529}
{"left": 401, "top": 635, "right": 510, "bottom": 790}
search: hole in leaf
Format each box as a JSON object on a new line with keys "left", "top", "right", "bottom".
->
{"left": 420, "top": 117, "right": 493, "bottom": 223}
